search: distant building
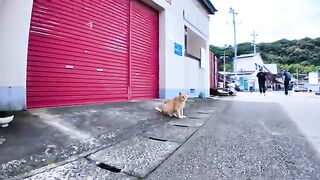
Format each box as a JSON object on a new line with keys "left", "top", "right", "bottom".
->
{"left": 232, "top": 53, "right": 279, "bottom": 91}
{"left": 234, "top": 53, "right": 264, "bottom": 73}
{"left": 234, "top": 53, "right": 277, "bottom": 74}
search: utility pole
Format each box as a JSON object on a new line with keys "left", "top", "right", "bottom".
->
{"left": 223, "top": 44, "right": 228, "bottom": 89}
{"left": 229, "top": 8, "right": 238, "bottom": 78}
{"left": 223, "top": 50, "right": 226, "bottom": 88}
{"left": 251, "top": 30, "right": 257, "bottom": 54}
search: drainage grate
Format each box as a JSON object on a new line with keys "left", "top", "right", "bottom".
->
{"left": 188, "top": 116, "right": 200, "bottom": 119}
{"left": 172, "top": 124, "right": 189, "bottom": 128}
{"left": 148, "top": 137, "right": 167, "bottom": 142}
{"left": 197, "top": 112, "right": 210, "bottom": 114}
{"left": 96, "top": 162, "right": 121, "bottom": 173}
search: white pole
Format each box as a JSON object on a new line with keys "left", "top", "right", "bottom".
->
{"left": 251, "top": 31, "right": 257, "bottom": 54}
{"left": 223, "top": 50, "right": 226, "bottom": 88}
{"left": 230, "top": 8, "right": 238, "bottom": 78}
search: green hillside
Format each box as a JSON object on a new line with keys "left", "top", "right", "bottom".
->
{"left": 210, "top": 37, "right": 320, "bottom": 76}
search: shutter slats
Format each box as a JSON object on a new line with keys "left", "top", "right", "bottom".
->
{"left": 27, "top": 0, "right": 159, "bottom": 108}
{"left": 27, "top": 0, "right": 130, "bottom": 108}
{"left": 130, "top": 0, "right": 159, "bottom": 99}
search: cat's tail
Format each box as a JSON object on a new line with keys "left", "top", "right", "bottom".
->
{"left": 154, "top": 106, "right": 163, "bottom": 113}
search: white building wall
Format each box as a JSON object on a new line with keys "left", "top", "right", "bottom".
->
{"left": 0, "top": 0, "right": 33, "bottom": 110}
{"left": 153, "top": 0, "right": 211, "bottom": 99}
{"left": 235, "top": 54, "right": 264, "bottom": 72}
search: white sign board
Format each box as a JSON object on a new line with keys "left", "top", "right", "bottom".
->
{"left": 200, "top": 48, "right": 206, "bottom": 69}
{"left": 309, "top": 72, "right": 318, "bottom": 84}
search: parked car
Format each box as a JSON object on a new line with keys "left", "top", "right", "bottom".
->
{"left": 293, "top": 84, "right": 308, "bottom": 92}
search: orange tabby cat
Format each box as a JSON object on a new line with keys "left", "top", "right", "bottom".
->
{"left": 155, "top": 92, "right": 188, "bottom": 119}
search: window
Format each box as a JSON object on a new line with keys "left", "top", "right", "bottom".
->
{"left": 184, "top": 25, "right": 206, "bottom": 60}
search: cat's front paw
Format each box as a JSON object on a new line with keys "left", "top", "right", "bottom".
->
{"left": 182, "top": 115, "right": 186, "bottom": 119}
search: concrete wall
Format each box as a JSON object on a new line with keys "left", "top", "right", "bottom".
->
{"left": 0, "top": 0, "right": 33, "bottom": 111}
{"left": 154, "top": 0, "right": 211, "bottom": 99}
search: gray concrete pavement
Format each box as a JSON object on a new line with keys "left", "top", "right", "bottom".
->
{"left": 147, "top": 92, "right": 320, "bottom": 179}
{"left": 2, "top": 91, "right": 320, "bottom": 179}
{"left": 0, "top": 98, "right": 218, "bottom": 179}
{"left": 0, "top": 100, "right": 165, "bottom": 179}
{"left": 220, "top": 91, "right": 320, "bottom": 156}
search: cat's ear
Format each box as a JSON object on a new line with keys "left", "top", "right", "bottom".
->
{"left": 179, "top": 92, "right": 182, "bottom": 95}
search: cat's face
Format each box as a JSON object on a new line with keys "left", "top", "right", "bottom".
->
{"left": 179, "top": 93, "right": 188, "bottom": 102}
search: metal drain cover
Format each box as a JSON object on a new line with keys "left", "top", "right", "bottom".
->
{"left": 25, "top": 158, "right": 133, "bottom": 179}
{"left": 165, "top": 118, "right": 204, "bottom": 127}
{"left": 143, "top": 124, "right": 197, "bottom": 143}
{"left": 88, "top": 137, "right": 179, "bottom": 178}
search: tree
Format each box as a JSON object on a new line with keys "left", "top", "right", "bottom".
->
{"left": 210, "top": 37, "right": 320, "bottom": 74}
{"left": 210, "top": 45, "right": 234, "bottom": 72}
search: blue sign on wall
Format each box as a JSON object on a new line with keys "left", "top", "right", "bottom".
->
{"left": 174, "top": 42, "right": 182, "bottom": 56}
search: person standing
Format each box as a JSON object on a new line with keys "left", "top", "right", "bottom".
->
{"left": 282, "top": 69, "right": 291, "bottom": 95}
{"left": 256, "top": 68, "right": 266, "bottom": 95}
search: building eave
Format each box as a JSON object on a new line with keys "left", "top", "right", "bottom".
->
{"left": 199, "top": 0, "right": 217, "bottom": 15}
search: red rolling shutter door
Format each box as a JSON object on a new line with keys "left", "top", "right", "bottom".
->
{"left": 27, "top": 0, "right": 130, "bottom": 108}
{"left": 130, "top": 0, "right": 159, "bottom": 99}
{"left": 210, "top": 51, "right": 215, "bottom": 89}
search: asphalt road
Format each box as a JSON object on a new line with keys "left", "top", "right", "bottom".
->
{"left": 147, "top": 92, "right": 320, "bottom": 179}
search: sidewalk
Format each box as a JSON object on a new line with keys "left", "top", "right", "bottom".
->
{"left": 0, "top": 98, "right": 219, "bottom": 179}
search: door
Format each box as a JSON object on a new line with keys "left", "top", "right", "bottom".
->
{"left": 130, "top": 0, "right": 159, "bottom": 99}
{"left": 27, "top": 0, "right": 159, "bottom": 108}
{"left": 209, "top": 51, "right": 215, "bottom": 89}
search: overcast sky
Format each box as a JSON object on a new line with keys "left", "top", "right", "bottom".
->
{"left": 209, "top": 0, "right": 320, "bottom": 47}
